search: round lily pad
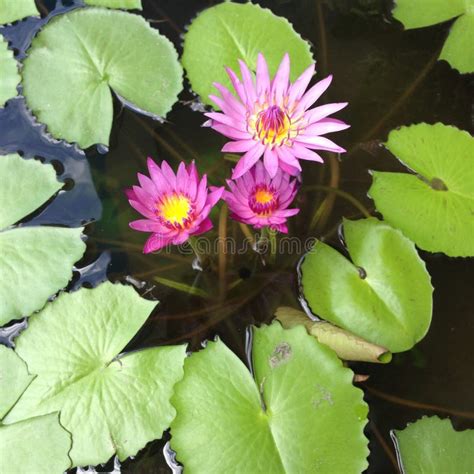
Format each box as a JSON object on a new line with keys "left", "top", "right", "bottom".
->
{"left": 182, "top": 2, "right": 313, "bottom": 106}
{"left": 392, "top": 0, "right": 474, "bottom": 73}
{"left": 170, "top": 322, "right": 369, "bottom": 473}
{"left": 0, "top": 0, "right": 39, "bottom": 25}
{"left": 4, "top": 282, "right": 187, "bottom": 468}
{"left": 0, "top": 346, "right": 72, "bottom": 474}
{"left": 368, "top": 123, "right": 474, "bottom": 257}
{"left": 392, "top": 416, "right": 474, "bottom": 473}
{"left": 0, "top": 34, "right": 20, "bottom": 107}
{"left": 22, "top": 7, "right": 183, "bottom": 148}
{"left": 299, "top": 218, "right": 433, "bottom": 353}
{"left": 0, "top": 154, "right": 86, "bottom": 326}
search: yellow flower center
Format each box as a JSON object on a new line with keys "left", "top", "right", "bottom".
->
{"left": 254, "top": 189, "right": 275, "bottom": 204}
{"left": 255, "top": 105, "right": 291, "bottom": 146}
{"left": 158, "top": 193, "right": 192, "bottom": 227}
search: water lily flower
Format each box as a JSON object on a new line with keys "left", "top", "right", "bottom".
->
{"left": 126, "top": 158, "right": 224, "bottom": 253}
{"left": 204, "top": 53, "right": 349, "bottom": 179}
{"left": 223, "top": 161, "right": 299, "bottom": 233}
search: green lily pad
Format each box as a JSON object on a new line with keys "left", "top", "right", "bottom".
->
{"left": 392, "top": 0, "right": 474, "bottom": 73}
{"left": 0, "top": 0, "right": 39, "bottom": 24}
{"left": 368, "top": 123, "right": 474, "bottom": 257}
{"left": 299, "top": 218, "right": 433, "bottom": 353}
{"left": 0, "top": 154, "right": 86, "bottom": 326}
{"left": 22, "top": 7, "right": 182, "bottom": 148}
{"left": 275, "top": 306, "right": 392, "bottom": 363}
{"left": 4, "top": 282, "right": 186, "bottom": 467}
{"left": 0, "top": 34, "right": 20, "bottom": 107}
{"left": 170, "top": 322, "right": 369, "bottom": 473}
{"left": 85, "top": 0, "right": 142, "bottom": 9}
{"left": 392, "top": 416, "right": 474, "bottom": 473}
{"left": 0, "top": 346, "right": 72, "bottom": 474}
{"left": 182, "top": 2, "right": 313, "bottom": 106}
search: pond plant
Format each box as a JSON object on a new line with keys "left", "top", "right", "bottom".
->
{"left": 0, "top": 1, "right": 473, "bottom": 473}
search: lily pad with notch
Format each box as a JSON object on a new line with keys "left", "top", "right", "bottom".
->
{"left": 392, "top": 0, "right": 474, "bottom": 73}
{"left": 170, "top": 322, "right": 369, "bottom": 473}
{"left": 391, "top": 416, "right": 474, "bottom": 473}
{"left": 182, "top": 2, "right": 314, "bottom": 107}
{"left": 3, "top": 282, "right": 187, "bottom": 467}
{"left": 0, "top": 153, "right": 86, "bottom": 326}
{"left": 368, "top": 123, "right": 474, "bottom": 257}
{"left": 0, "top": 345, "right": 72, "bottom": 474}
{"left": 298, "top": 217, "right": 433, "bottom": 353}
{"left": 22, "top": 7, "right": 183, "bottom": 148}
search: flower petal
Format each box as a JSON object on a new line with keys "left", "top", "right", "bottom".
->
{"left": 263, "top": 147, "right": 279, "bottom": 178}
{"left": 291, "top": 142, "right": 325, "bottom": 162}
{"left": 304, "top": 118, "right": 350, "bottom": 135}
{"left": 159, "top": 160, "right": 177, "bottom": 188}
{"left": 256, "top": 52, "right": 270, "bottom": 96}
{"left": 207, "top": 186, "right": 225, "bottom": 207}
{"left": 128, "top": 199, "right": 157, "bottom": 220}
{"left": 225, "top": 66, "right": 247, "bottom": 104}
{"left": 130, "top": 219, "right": 169, "bottom": 233}
{"left": 211, "top": 124, "right": 252, "bottom": 140}
{"left": 147, "top": 157, "right": 169, "bottom": 191}
{"left": 213, "top": 82, "right": 247, "bottom": 115}
{"left": 143, "top": 233, "right": 172, "bottom": 254}
{"left": 238, "top": 59, "right": 257, "bottom": 105}
{"left": 298, "top": 75, "right": 333, "bottom": 111}
{"left": 295, "top": 135, "right": 346, "bottom": 153}
{"left": 304, "top": 102, "right": 348, "bottom": 124}
{"left": 232, "top": 143, "right": 265, "bottom": 179}
{"left": 205, "top": 112, "right": 247, "bottom": 132}
{"left": 194, "top": 217, "right": 213, "bottom": 235}
{"left": 222, "top": 139, "right": 256, "bottom": 153}
{"left": 288, "top": 63, "right": 315, "bottom": 104}
{"left": 271, "top": 53, "right": 290, "bottom": 103}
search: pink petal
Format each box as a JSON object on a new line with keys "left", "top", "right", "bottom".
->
{"left": 143, "top": 233, "right": 172, "bottom": 254}
{"left": 295, "top": 135, "right": 346, "bottom": 153}
{"left": 238, "top": 59, "right": 257, "bottom": 105}
{"left": 125, "top": 188, "right": 137, "bottom": 200}
{"left": 232, "top": 143, "right": 265, "bottom": 179}
{"left": 304, "top": 102, "right": 348, "bottom": 125}
{"left": 288, "top": 63, "right": 315, "bottom": 104}
{"left": 291, "top": 142, "right": 325, "bottom": 162}
{"left": 271, "top": 53, "right": 290, "bottom": 103}
{"left": 211, "top": 124, "right": 252, "bottom": 140}
{"left": 225, "top": 66, "right": 247, "bottom": 104}
{"left": 132, "top": 185, "right": 155, "bottom": 209}
{"left": 195, "top": 174, "right": 208, "bottom": 212}
{"left": 205, "top": 112, "right": 246, "bottom": 132}
{"left": 128, "top": 199, "right": 157, "bottom": 220}
{"left": 263, "top": 147, "right": 279, "bottom": 178}
{"left": 176, "top": 162, "right": 189, "bottom": 193}
{"left": 207, "top": 186, "right": 224, "bottom": 207}
{"left": 222, "top": 139, "right": 256, "bottom": 153}
{"left": 276, "top": 146, "right": 302, "bottom": 170}
{"left": 304, "top": 118, "right": 350, "bottom": 135}
{"left": 172, "top": 232, "right": 190, "bottom": 246}
{"left": 194, "top": 218, "right": 213, "bottom": 235}
{"left": 254, "top": 160, "right": 266, "bottom": 184}
{"left": 160, "top": 160, "right": 177, "bottom": 188}
{"left": 186, "top": 161, "right": 199, "bottom": 198}
{"left": 298, "top": 75, "right": 333, "bottom": 111}
{"left": 137, "top": 173, "right": 157, "bottom": 196}
{"left": 256, "top": 53, "right": 270, "bottom": 96}
{"left": 147, "top": 157, "right": 169, "bottom": 191}
{"left": 130, "top": 219, "right": 169, "bottom": 233}
{"left": 272, "top": 223, "right": 288, "bottom": 233}
{"left": 277, "top": 158, "right": 301, "bottom": 176}
{"left": 209, "top": 94, "right": 244, "bottom": 121}
{"left": 213, "top": 82, "right": 247, "bottom": 115}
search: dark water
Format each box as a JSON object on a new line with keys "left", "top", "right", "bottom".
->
{"left": 1, "top": 0, "right": 473, "bottom": 472}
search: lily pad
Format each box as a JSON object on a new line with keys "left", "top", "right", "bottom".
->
{"left": 170, "top": 322, "right": 369, "bottom": 473}
{"left": 85, "top": 0, "right": 142, "bottom": 9}
{"left": 0, "top": 0, "right": 39, "bottom": 24}
{"left": 0, "top": 34, "right": 20, "bottom": 107}
{"left": 0, "top": 346, "right": 72, "bottom": 474}
{"left": 368, "top": 123, "right": 474, "bottom": 257}
{"left": 22, "top": 7, "right": 182, "bottom": 148}
{"left": 182, "top": 2, "right": 313, "bottom": 106}
{"left": 392, "top": 0, "right": 474, "bottom": 73}
{"left": 4, "top": 282, "right": 187, "bottom": 467}
{"left": 275, "top": 306, "right": 392, "bottom": 363}
{"left": 0, "top": 154, "right": 86, "bottom": 326}
{"left": 392, "top": 416, "right": 474, "bottom": 473}
{"left": 299, "top": 218, "right": 433, "bottom": 353}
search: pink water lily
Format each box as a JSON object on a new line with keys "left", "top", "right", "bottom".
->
{"left": 204, "top": 53, "right": 349, "bottom": 179}
{"left": 223, "top": 161, "right": 299, "bottom": 233}
{"left": 126, "top": 158, "right": 224, "bottom": 253}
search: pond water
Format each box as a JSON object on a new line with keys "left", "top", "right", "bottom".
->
{"left": 1, "top": 0, "right": 473, "bottom": 472}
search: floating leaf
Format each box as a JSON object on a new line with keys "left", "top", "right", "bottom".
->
{"left": 0, "top": 35, "right": 20, "bottom": 107}
{"left": 0, "top": 346, "right": 72, "bottom": 474}
{"left": 4, "top": 282, "right": 186, "bottom": 467}
{"left": 22, "top": 8, "right": 182, "bottom": 148}
{"left": 84, "top": 0, "right": 142, "bottom": 9}
{"left": 368, "top": 123, "right": 474, "bottom": 257}
{"left": 299, "top": 218, "right": 432, "bottom": 353}
{"left": 0, "top": 0, "right": 39, "bottom": 24}
{"left": 182, "top": 2, "right": 313, "bottom": 106}
{"left": 392, "top": 416, "right": 474, "bottom": 473}
{"left": 392, "top": 0, "right": 474, "bottom": 73}
{"left": 0, "top": 154, "right": 86, "bottom": 326}
{"left": 275, "top": 306, "right": 392, "bottom": 363}
{"left": 170, "top": 322, "right": 369, "bottom": 473}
